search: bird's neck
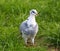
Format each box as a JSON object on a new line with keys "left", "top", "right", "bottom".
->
{"left": 27, "top": 15, "right": 36, "bottom": 27}
{"left": 28, "top": 15, "right": 36, "bottom": 21}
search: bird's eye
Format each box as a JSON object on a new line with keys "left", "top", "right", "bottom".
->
{"left": 32, "top": 11, "right": 35, "bottom": 13}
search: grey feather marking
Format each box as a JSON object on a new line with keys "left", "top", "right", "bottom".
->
{"left": 20, "top": 21, "right": 38, "bottom": 35}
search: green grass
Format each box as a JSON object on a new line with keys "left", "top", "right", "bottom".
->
{"left": 0, "top": 0, "right": 60, "bottom": 51}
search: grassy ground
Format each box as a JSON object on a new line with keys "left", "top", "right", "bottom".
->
{"left": 0, "top": 0, "right": 60, "bottom": 51}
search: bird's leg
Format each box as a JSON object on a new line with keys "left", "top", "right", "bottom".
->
{"left": 31, "top": 38, "right": 34, "bottom": 45}
{"left": 24, "top": 38, "right": 28, "bottom": 45}
{"left": 22, "top": 32, "right": 28, "bottom": 45}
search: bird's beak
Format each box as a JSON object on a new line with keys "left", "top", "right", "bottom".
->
{"left": 36, "top": 13, "right": 38, "bottom": 16}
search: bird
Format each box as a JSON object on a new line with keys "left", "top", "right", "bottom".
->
{"left": 20, "top": 9, "right": 38, "bottom": 45}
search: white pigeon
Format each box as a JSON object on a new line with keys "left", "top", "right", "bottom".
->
{"left": 20, "top": 9, "right": 38, "bottom": 45}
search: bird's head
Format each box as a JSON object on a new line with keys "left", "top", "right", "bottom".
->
{"left": 30, "top": 9, "right": 38, "bottom": 16}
